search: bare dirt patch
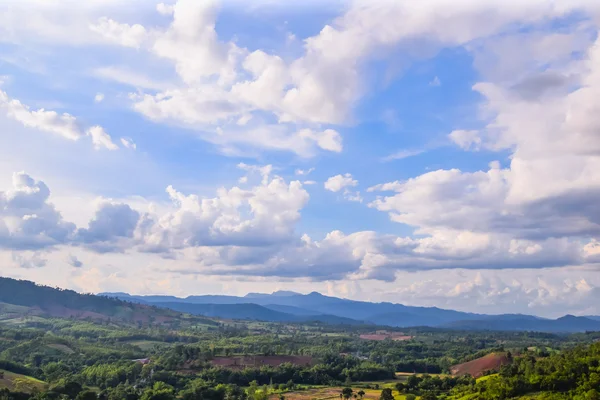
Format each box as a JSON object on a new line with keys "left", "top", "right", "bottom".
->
{"left": 451, "top": 352, "right": 510, "bottom": 378}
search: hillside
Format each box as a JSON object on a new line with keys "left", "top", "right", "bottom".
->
{"left": 0, "top": 277, "right": 217, "bottom": 328}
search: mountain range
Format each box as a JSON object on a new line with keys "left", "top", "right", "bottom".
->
{"left": 101, "top": 290, "right": 600, "bottom": 333}
{"left": 1, "top": 276, "right": 599, "bottom": 333}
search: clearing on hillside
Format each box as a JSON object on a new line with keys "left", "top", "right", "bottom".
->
{"left": 0, "top": 370, "right": 47, "bottom": 393}
{"left": 450, "top": 353, "right": 510, "bottom": 378}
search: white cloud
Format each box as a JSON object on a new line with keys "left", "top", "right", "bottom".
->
{"left": 87, "top": 126, "right": 118, "bottom": 150}
{"left": 429, "top": 76, "right": 441, "bottom": 86}
{"left": 383, "top": 148, "right": 427, "bottom": 162}
{"left": 1, "top": 90, "right": 83, "bottom": 140}
{"left": 448, "top": 129, "right": 481, "bottom": 150}
{"left": 1, "top": 90, "right": 118, "bottom": 150}
{"left": 94, "top": 92, "right": 105, "bottom": 103}
{"left": 120, "top": 137, "right": 137, "bottom": 150}
{"left": 95, "top": 0, "right": 577, "bottom": 156}
{"left": 324, "top": 173, "right": 358, "bottom": 192}
{"left": 298, "top": 128, "right": 343, "bottom": 153}
{"left": 89, "top": 17, "right": 147, "bottom": 48}
{"left": 366, "top": 24, "right": 600, "bottom": 279}
{"left": 156, "top": 3, "right": 175, "bottom": 16}
{"left": 295, "top": 168, "right": 315, "bottom": 176}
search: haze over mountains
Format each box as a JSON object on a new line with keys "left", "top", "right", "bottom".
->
{"left": 2, "top": 275, "right": 599, "bottom": 333}
{"left": 101, "top": 290, "right": 600, "bottom": 333}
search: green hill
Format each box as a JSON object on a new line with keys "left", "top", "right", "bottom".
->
{"left": 0, "top": 277, "right": 217, "bottom": 328}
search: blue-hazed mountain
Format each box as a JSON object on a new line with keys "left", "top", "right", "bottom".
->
{"left": 100, "top": 290, "right": 600, "bottom": 332}
{"left": 150, "top": 302, "right": 367, "bottom": 325}
{"left": 443, "top": 315, "right": 600, "bottom": 333}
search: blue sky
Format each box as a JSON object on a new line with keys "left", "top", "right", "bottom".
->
{"left": 0, "top": 0, "right": 600, "bottom": 318}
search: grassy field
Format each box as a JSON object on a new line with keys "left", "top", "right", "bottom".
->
{"left": 0, "top": 369, "right": 47, "bottom": 393}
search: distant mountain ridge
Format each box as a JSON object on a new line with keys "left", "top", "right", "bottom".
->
{"left": 0, "top": 277, "right": 216, "bottom": 327}
{"left": 100, "top": 290, "right": 600, "bottom": 333}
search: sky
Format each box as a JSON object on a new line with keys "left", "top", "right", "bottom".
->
{"left": 1, "top": 0, "right": 600, "bottom": 318}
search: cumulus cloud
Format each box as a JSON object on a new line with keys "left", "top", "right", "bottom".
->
{"left": 324, "top": 173, "right": 362, "bottom": 203}
{"left": 156, "top": 3, "right": 175, "bottom": 16}
{"left": 324, "top": 173, "right": 358, "bottom": 192}
{"left": 93, "top": 0, "right": 583, "bottom": 157}
{"left": 3, "top": 0, "right": 600, "bottom": 291}
{"left": 0, "top": 172, "right": 76, "bottom": 250}
{"left": 448, "top": 129, "right": 482, "bottom": 151}
{"left": 77, "top": 202, "right": 141, "bottom": 252}
{"left": 366, "top": 20, "right": 600, "bottom": 277}
{"left": 89, "top": 17, "right": 147, "bottom": 48}
{"left": 87, "top": 126, "right": 118, "bottom": 150}
{"left": 94, "top": 92, "right": 105, "bottom": 103}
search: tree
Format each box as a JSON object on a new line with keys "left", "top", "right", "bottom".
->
{"left": 395, "top": 382, "right": 405, "bottom": 394}
{"left": 420, "top": 393, "right": 438, "bottom": 400}
{"left": 357, "top": 390, "right": 365, "bottom": 399}
{"left": 76, "top": 390, "right": 99, "bottom": 400}
{"left": 379, "top": 389, "right": 394, "bottom": 400}
{"left": 405, "top": 395, "right": 417, "bottom": 400}
{"left": 342, "top": 388, "right": 354, "bottom": 400}
{"left": 587, "top": 390, "right": 600, "bottom": 400}
{"left": 140, "top": 382, "right": 176, "bottom": 400}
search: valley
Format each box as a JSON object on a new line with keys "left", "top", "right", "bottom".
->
{"left": 0, "top": 277, "right": 600, "bottom": 399}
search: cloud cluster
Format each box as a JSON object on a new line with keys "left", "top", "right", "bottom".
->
{"left": 87, "top": 0, "right": 598, "bottom": 158}
{"left": 0, "top": 172, "right": 76, "bottom": 250}
{"left": 0, "top": 90, "right": 118, "bottom": 150}
{"left": 367, "top": 16, "right": 600, "bottom": 280}
{"left": 2, "top": 0, "right": 600, "bottom": 293}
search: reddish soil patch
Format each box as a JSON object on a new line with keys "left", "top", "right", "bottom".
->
{"left": 211, "top": 355, "right": 314, "bottom": 370}
{"left": 451, "top": 353, "right": 510, "bottom": 378}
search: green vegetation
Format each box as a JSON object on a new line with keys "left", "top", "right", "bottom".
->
{"left": 1, "top": 278, "right": 600, "bottom": 399}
